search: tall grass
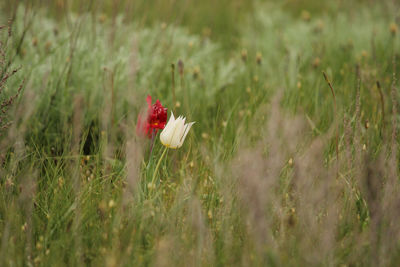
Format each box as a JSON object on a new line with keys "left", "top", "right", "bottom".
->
{"left": 0, "top": 1, "right": 399, "bottom": 266}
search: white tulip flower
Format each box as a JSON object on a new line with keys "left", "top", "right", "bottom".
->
{"left": 160, "top": 112, "right": 194, "bottom": 149}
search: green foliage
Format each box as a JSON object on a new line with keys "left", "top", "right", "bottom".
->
{"left": 0, "top": 1, "right": 399, "bottom": 266}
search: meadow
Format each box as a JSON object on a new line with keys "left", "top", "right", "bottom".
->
{"left": 0, "top": 0, "right": 399, "bottom": 266}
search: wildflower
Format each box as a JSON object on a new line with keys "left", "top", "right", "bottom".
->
{"left": 160, "top": 112, "right": 194, "bottom": 149}
{"left": 136, "top": 95, "right": 167, "bottom": 138}
{"left": 149, "top": 113, "right": 195, "bottom": 193}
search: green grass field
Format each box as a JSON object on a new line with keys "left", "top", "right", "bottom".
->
{"left": 0, "top": 0, "right": 400, "bottom": 266}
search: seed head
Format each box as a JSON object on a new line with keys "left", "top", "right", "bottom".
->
{"left": 314, "top": 20, "right": 324, "bottom": 33}
{"left": 256, "top": 52, "right": 262, "bottom": 65}
{"left": 365, "top": 120, "right": 370, "bottom": 129}
{"left": 207, "top": 210, "right": 213, "bottom": 219}
{"left": 32, "top": 37, "right": 38, "bottom": 47}
{"left": 193, "top": 66, "right": 200, "bottom": 79}
{"left": 390, "top": 23, "right": 398, "bottom": 36}
{"left": 45, "top": 41, "right": 52, "bottom": 52}
{"left": 99, "top": 14, "right": 107, "bottom": 23}
{"left": 301, "top": 10, "right": 311, "bottom": 22}
{"left": 312, "top": 57, "right": 320, "bottom": 68}
{"left": 178, "top": 60, "right": 184, "bottom": 75}
{"left": 241, "top": 49, "right": 247, "bottom": 62}
{"left": 361, "top": 50, "right": 368, "bottom": 58}
{"left": 202, "top": 27, "right": 211, "bottom": 38}
{"left": 58, "top": 177, "right": 64, "bottom": 187}
{"left": 108, "top": 199, "right": 116, "bottom": 208}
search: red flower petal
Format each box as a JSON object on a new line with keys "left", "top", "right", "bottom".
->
{"left": 137, "top": 95, "right": 168, "bottom": 138}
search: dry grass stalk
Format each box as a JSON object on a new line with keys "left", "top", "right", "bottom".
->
{"left": 171, "top": 63, "right": 176, "bottom": 112}
{"left": 0, "top": 21, "right": 24, "bottom": 133}
{"left": 375, "top": 81, "right": 385, "bottom": 131}
{"left": 322, "top": 71, "right": 339, "bottom": 174}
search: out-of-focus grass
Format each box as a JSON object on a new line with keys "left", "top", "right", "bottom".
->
{"left": 0, "top": 0, "right": 399, "bottom": 266}
{"left": 2, "top": 0, "right": 253, "bottom": 49}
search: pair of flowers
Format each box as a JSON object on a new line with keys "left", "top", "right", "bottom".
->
{"left": 137, "top": 95, "right": 194, "bottom": 148}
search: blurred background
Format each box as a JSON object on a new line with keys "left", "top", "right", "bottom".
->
{"left": 3, "top": 0, "right": 398, "bottom": 48}
{"left": 0, "top": 0, "right": 399, "bottom": 266}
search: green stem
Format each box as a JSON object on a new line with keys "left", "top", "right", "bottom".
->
{"left": 150, "top": 146, "right": 168, "bottom": 190}
{"left": 146, "top": 129, "right": 157, "bottom": 170}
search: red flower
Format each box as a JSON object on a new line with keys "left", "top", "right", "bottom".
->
{"left": 136, "top": 95, "right": 168, "bottom": 138}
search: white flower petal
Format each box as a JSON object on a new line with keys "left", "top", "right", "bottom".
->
{"left": 160, "top": 112, "right": 194, "bottom": 149}
{"left": 178, "top": 122, "right": 195, "bottom": 147}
